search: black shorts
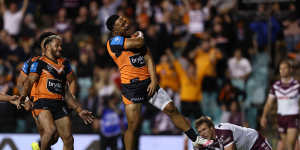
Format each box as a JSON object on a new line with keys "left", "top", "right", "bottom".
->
{"left": 33, "top": 99, "right": 70, "bottom": 120}
{"left": 121, "top": 78, "right": 159, "bottom": 104}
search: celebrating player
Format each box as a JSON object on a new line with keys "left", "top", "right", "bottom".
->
{"left": 105, "top": 14, "right": 213, "bottom": 150}
{"left": 19, "top": 33, "right": 94, "bottom": 150}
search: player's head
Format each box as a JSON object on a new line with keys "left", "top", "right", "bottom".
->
{"left": 195, "top": 116, "right": 215, "bottom": 140}
{"left": 39, "top": 32, "right": 57, "bottom": 55}
{"left": 42, "top": 33, "right": 63, "bottom": 59}
{"left": 106, "top": 15, "right": 129, "bottom": 35}
{"left": 279, "top": 60, "right": 292, "bottom": 78}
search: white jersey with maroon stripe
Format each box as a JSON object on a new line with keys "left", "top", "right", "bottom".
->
{"left": 270, "top": 78, "right": 300, "bottom": 115}
{"left": 214, "top": 123, "right": 258, "bottom": 150}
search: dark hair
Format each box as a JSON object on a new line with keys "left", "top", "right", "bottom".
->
{"left": 195, "top": 116, "right": 214, "bottom": 129}
{"left": 106, "top": 15, "right": 119, "bottom": 31}
{"left": 38, "top": 32, "right": 57, "bottom": 47}
{"left": 279, "top": 59, "right": 292, "bottom": 68}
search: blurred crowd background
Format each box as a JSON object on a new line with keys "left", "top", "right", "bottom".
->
{"left": 0, "top": 0, "right": 299, "bottom": 149}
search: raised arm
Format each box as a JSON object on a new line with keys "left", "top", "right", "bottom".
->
{"left": 0, "top": 0, "right": 6, "bottom": 14}
{"left": 21, "top": 0, "right": 28, "bottom": 14}
{"left": 144, "top": 48, "right": 158, "bottom": 96}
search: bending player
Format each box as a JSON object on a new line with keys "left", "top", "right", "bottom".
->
{"left": 195, "top": 116, "right": 272, "bottom": 150}
{"left": 105, "top": 14, "right": 213, "bottom": 150}
{"left": 19, "top": 33, "right": 94, "bottom": 150}
{"left": 261, "top": 60, "right": 299, "bottom": 150}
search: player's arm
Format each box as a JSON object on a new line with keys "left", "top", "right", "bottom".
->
{"left": 20, "top": 73, "right": 39, "bottom": 99}
{"left": 21, "top": 0, "right": 28, "bottom": 14}
{"left": 64, "top": 84, "right": 94, "bottom": 125}
{"left": 16, "top": 73, "right": 27, "bottom": 92}
{"left": 66, "top": 72, "right": 77, "bottom": 96}
{"left": 124, "top": 31, "right": 144, "bottom": 49}
{"left": 65, "top": 73, "right": 81, "bottom": 113}
{"left": 144, "top": 48, "right": 158, "bottom": 96}
{"left": 260, "top": 95, "right": 275, "bottom": 128}
{"left": 65, "top": 65, "right": 94, "bottom": 124}
{"left": 0, "top": 94, "right": 18, "bottom": 102}
{"left": 20, "top": 60, "right": 42, "bottom": 103}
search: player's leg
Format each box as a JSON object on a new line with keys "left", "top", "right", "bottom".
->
{"left": 276, "top": 140, "right": 284, "bottom": 150}
{"left": 149, "top": 88, "right": 212, "bottom": 146}
{"left": 163, "top": 101, "right": 190, "bottom": 131}
{"left": 124, "top": 103, "right": 142, "bottom": 150}
{"left": 33, "top": 116, "right": 59, "bottom": 146}
{"left": 55, "top": 116, "right": 74, "bottom": 150}
{"left": 280, "top": 133, "right": 287, "bottom": 150}
{"left": 286, "top": 128, "right": 298, "bottom": 150}
{"left": 37, "top": 110, "right": 57, "bottom": 150}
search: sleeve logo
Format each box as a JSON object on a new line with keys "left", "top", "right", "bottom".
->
{"left": 110, "top": 36, "right": 124, "bottom": 46}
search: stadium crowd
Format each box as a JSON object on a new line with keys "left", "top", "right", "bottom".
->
{"left": 0, "top": 0, "right": 299, "bottom": 149}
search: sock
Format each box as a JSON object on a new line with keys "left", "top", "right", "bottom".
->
{"left": 184, "top": 128, "right": 198, "bottom": 142}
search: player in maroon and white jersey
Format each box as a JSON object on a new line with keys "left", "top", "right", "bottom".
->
{"left": 195, "top": 116, "right": 272, "bottom": 150}
{"left": 261, "top": 60, "right": 299, "bottom": 150}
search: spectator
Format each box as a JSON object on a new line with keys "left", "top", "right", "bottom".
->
{"left": 166, "top": 49, "right": 203, "bottom": 120}
{"left": 61, "top": 28, "right": 79, "bottom": 60}
{"left": 74, "top": 6, "right": 92, "bottom": 34}
{"left": 218, "top": 80, "right": 246, "bottom": 108}
{"left": 228, "top": 100, "right": 245, "bottom": 126}
{"left": 5, "top": 34, "right": 26, "bottom": 65}
{"left": 182, "top": 0, "right": 211, "bottom": 56}
{"left": 156, "top": 53, "right": 180, "bottom": 107}
{"left": 93, "top": 95, "right": 123, "bottom": 150}
{"left": 98, "top": 0, "right": 122, "bottom": 33}
{"left": 152, "top": 111, "right": 180, "bottom": 135}
{"left": 190, "top": 38, "right": 222, "bottom": 121}
{"left": 283, "top": 14, "right": 300, "bottom": 52}
{"left": 0, "top": 0, "right": 28, "bottom": 36}
{"left": 228, "top": 48, "right": 252, "bottom": 90}
{"left": 20, "top": 13, "right": 37, "bottom": 38}
{"left": 54, "top": 8, "right": 71, "bottom": 33}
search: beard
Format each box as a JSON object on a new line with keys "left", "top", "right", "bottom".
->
{"left": 51, "top": 50, "right": 61, "bottom": 59}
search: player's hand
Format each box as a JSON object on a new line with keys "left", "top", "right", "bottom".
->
{"left": 132, "top": 31, "right": 144, "bottom": 38}
{"left": 147, "top": 80, "right": 158, "bottom": 96}
{"left": 260, "top": 116, "right": 267, "bottom": 129}
{"left": 9, "top": 95, "right": 21, "bottom": 109}
{"left": 78, "top": 109, "right": 95, "bottom": 125}
{"left": 21, "top": 97, "right": 33, "bottom": 111}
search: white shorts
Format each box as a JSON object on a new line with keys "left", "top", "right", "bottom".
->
{"left": 149, "top": 88, "right": 172, "bottom": 111}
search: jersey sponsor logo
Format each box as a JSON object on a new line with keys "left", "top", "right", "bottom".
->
{"left": 278, "top": 95, "right": 298, "bottom": 100}
{"left": 129, "top": 54, "right": 146, "bottom": 68}
{"left": 47, "top": 79, "right": 64, "bottom": 95}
